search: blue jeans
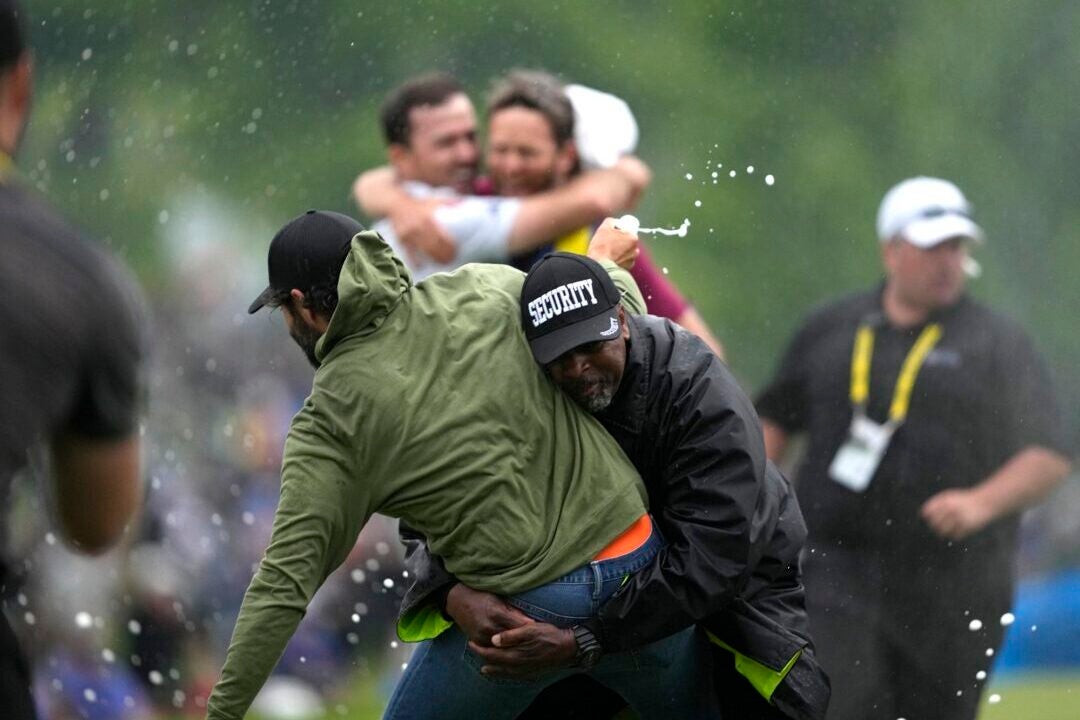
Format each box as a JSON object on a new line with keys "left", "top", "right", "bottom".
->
{"left": 384, "top": 522, "right": 717, "bottom": 719}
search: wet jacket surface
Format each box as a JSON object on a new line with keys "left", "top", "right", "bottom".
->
{"left": 207, "top": 231, "right": 648, "bottom": 719}
{"left": 401, "top": 314, "right": 830, "bottom": 719}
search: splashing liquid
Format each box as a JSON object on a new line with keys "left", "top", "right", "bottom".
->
{"left": 615, "top": 214, "right": 691, "bottom": 238}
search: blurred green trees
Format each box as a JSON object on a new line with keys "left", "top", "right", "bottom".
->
{"left": 21, "top": 0, "right": 1079, "bottom": 426}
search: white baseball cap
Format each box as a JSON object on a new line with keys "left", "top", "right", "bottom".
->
{"left": 565, "top": 83, "right": 639, "bottom": 170}
{"left": 876, "top": 176, "right": 985, "bottom": 248}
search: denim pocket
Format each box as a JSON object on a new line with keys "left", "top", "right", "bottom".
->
{"left": 461, "top": 641, "right": 548, "bottom": 688}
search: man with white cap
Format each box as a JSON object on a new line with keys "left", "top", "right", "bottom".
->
{"left": 755, "top": 177, "right": 1072, "bottom": 720}
{"left": 353, "top": 70, "right": 725, "bottom": 357}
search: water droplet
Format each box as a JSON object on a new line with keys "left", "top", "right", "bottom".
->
{"left": 976, "top": 670, "right": 986, "bottom": 680}
{"left": 148, "top": 670, "right": 164, "bottom": 685}
{"left": 75, "top": 612, "right": 93, "bottom": 629}
{"left": 1000, "top": 613, "right": 1015, "bottom": 626}
{"left": 968, "top": 619, "right": 983, "bottom": 631}
{"left": 684, "top": 173, "right": 693, "bottom": 181}
{"left": 765, "top": 174, "right": 776, "bottom": 186}
{"left": 383, "top": 578, "right": 395, "bottom": 589}
{"left": 694, "top": 200, "right": 702, "bottom": 207}
{"left": 102, "top": 649, "right": 116, "bottom": 663}
{"left": 128, "top": 619, "right": 142, "bottom": 635}
{"left": 746, "top": 165, "right": 755, "bottom": 174}
{"left": 988, "top": 694, "right": 1001, "bottom": 704}
{"left": 84, "top": 688, "right": 97, "bottom": 702}
{"left": 351, "top": 569, "right": 365, "bottom": 583}
{"left": 81, "top": 48, "right": 93, "bottom": 61}
{"left": 985, "top": 648, "right": 995, "bottom": 657}
{"left": 728, "top": 170, "right": 737, "bottom": 178}
{"left": 351, "top": 613, "right": 360, "bottom": 623}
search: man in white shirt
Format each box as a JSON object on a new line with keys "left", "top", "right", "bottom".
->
{"left": 352, "top": 72, "right": 650, "bottom": 280}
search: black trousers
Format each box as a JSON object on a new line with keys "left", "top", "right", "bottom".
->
{"left": 0, "top": 611, "right": 37, "bottom": 720}
{"left": 803, "top": 549, "right": 1006, "bottom": 720}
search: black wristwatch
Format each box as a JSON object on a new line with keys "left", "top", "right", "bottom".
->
{"left": 572, "top": 624, "right": 603, "bottom": 669}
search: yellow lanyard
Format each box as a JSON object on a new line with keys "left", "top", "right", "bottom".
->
{"left": 849, "top": 322, "right": 943, "bottom": 424}
{"left": 0, "top": 150, "right": 13, "bottom": 183}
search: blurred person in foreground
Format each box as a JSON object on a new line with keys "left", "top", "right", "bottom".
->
{"left": 207, "top": 214, "right": 720, "bottom": 719}
{"left": 351, "top": 71, "right": 725, "bottom": 358}
{"left": 0, "top": 1, "right": 145, "bottom": 717}
{"left": 756, "top": 177, "right": 1073, "bottom": 720}
{"left": 399, "top": 251, "right": 830, "bottom": 719}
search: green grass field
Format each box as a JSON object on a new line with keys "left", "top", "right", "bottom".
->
{"left": 977, "top": 673, "right": 1080, "bottom": 720}
{"left": 241, "top": 669, "right": 1080, "bottom": 720}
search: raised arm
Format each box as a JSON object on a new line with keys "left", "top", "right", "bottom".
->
{"left": 507, "top": 157, "right": 651, "bottom": 254}
{"left": 352, "top": 166, "right": 409, "bottom": 219}
{"left": 351, "top": 166, "right": 456, "bottom": 264}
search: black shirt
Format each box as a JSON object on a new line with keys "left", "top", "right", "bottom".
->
{"left": 757, "top": 286, "right": 1070, "bottom": 604}
{"left": 0, "top": 178, "right": 145, "bottom": 502}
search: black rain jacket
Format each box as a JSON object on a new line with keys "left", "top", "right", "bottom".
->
{"left": 399, "top": 314, "right": 829, "bottom": 719}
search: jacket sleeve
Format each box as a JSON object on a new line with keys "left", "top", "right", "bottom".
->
{"left": 396, "top": 524, "right": 459, "bottom": 642}
{"left": 206, "top": 408, "right": 370, "bottom": 720}
{"left": 598, "top": 258, "right": 647, "bottom": 315}
{"left": 589, "top": 351, "right": 767, "bottom": 652}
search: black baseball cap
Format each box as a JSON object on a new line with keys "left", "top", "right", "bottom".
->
{"left": 248, "top": 210, "right": 364, "bottom": 314}
{"left": 521, "top": 252, "right": 623, "bottom": 365}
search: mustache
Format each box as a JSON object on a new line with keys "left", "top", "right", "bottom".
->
{"left": 563, "top": 374, "right": 604, "bottom": 394}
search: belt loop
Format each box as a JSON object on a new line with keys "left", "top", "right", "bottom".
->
{"left": 590, "top": 562, "right": 603, "bottom": 612}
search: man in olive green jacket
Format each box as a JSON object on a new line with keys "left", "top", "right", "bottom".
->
{"left": 206, "top": 212, "right": 674, "bottom": 718}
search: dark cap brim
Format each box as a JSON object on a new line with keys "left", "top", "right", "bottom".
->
{"left": 247, "top": 286, "right": 276, "bottom": 314}
{"left": 528, "top": 307, "right": 621, "bottom": 365}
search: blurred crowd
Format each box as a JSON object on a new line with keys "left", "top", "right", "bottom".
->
{"left": 4, "top": 257, "right": 413, "bottom": 717}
